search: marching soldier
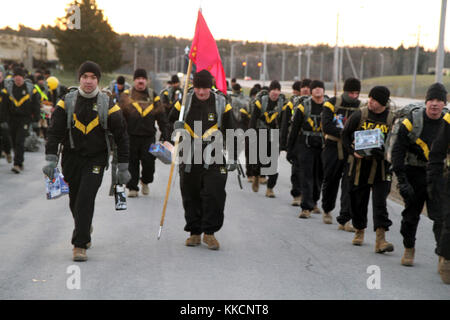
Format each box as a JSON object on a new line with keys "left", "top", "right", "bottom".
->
{"left": 0, "top": 67, "right": 40, "bottom": 173}
{"left": 392, "top": 83, "right": 448, "bottom": 268}
{"left": 287, "top": 80, "right": 325, "bottom": 218}
{"left": 43, "top": 61, "right": 130, "bottom": 261}
{"left": 119, "top": 68, "right": 171, "bottom": 197}
{"left": 427, "top": 97, "right": 450, "bottom": 284}
{"left": 249, "top": 80, "right": 286, "bottom": 198}
{"left": 321, "top": 78, "right": 362, "bottom": 227}
{"left": 342, "top": 86, "right": 394, "bottom": 253}
{"left": 170, "top": 70, "right": 237, "bottom": 250}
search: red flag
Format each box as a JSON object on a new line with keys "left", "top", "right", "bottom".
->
{"left": 189, "top": 9, "right": 227, "bottom": 94}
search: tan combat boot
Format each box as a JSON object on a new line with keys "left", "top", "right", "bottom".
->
{"left": 439, "top": 256, "right": 444, "bottom": 274}
{"left": 203, "top": 234, "right": 220, "bottom": 250}
{"left": 291, "top": 196, "right": 301, "bottom": 206}
{"left": 185, "top": 234, "right": 201, "bottom": 247}
{"left": 401, "top": 248, "right": 415, "bottom": 266}
{"left": 247, "top": 176, "right": 254, "bottom": 183}
{"left": 440, "top": 258, "right": 450, "bottom": 284}
{"left": 344, "top": 222, "right": 356, "bottom": 232}
{"left": 299, "top": 209, "right": 311, "bottom": 219}
{"left": 6, "top": 153, "right": 12, "bottom": 164}
{"left": 375, "top": 228, "right": 394, "bottom": 253}
{"left": 352, "top": 229, "right": 365, "bottom": 246}
{"left": 312, "top": 205, "right": 321, "bottom": 214}
{"left": 265, "top": 188, "right": 275, "bottom": 198}
{"left": 141, "top": 182, "right": 149, "bottom": 195}
{"left": 128, "top": 190, "right": 138, "bottom": 198}
{"left": 252, "top": 175, "right": 259, "bottom": 192}
{"left": 11, "top": 165, "right": 21, "bottom": 174}
{"left": 259, "top": 176, "right": 267, "bottom": 185}
{"left": 86, "top": 225, "right": 93, "bottom": 249}
{"left": 73, "top": 247, "right": 88, "bottom": 262}
{"left": 323, "top": 212, "right": 332, "bottom": 224}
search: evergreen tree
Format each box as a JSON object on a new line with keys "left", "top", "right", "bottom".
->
{"left": 53, "top": 0, "right": 122, "bottom": 72}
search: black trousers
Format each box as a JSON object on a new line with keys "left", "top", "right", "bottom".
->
{"left": 400, "top": 166, "right": 443, "bottom": 253}
{"left": 62, "top": 153, "right": 106, "bottom": 249}
{"left": 440, "top": 173, "right": 450, "bottom": 259}
{"left": 127, "top": 135, "right": 156, "bottom": 191}
{"left": 9, "top": 118, "right": 28, "bottom": 166}
{"left": 180, "top": 164, "right": 227, "bottom": 235}
{"left": 336, "top": 161, "right": 352, "bottom": 225}
{"left": 348, "top": 161, "right": 392, "bottom": 231}
{"left": 248, "top": 129, "right": 278, "bottom": 189}
{"left": 290, "top": 140, "right": 302, "bottom": 198}
{"left": 1, "top": 126, "right": 12, "bottom": 155}
{"left": 298, "top": 143, "right": 323, "bottom": 211}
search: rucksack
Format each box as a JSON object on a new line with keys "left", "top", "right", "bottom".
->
{"left": 386, "top": 102, "right": 448, "bottom": 164}
{"left": 230, "top": 92, "right": 250, "bottom": 122}
{"left": 182, "top": 89, "right": 227, "bottom": 130}
{"left": 4, "top": 78, "right": 35, "bottom": 103}
{"left": 254, "top": 90, "right": 285, "bottom": 129}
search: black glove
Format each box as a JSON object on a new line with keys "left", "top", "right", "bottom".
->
{"left": 397, "top": 173, "right": 415, "bottom": 205}
{"left": 286, "top": 151, "right": 295, "bottom": 164}
{"left": 371, "top": 147, "right": 385, "bottom": 160}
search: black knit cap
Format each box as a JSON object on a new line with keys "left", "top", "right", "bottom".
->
{"left": 292, "top": 81, "right": 302, "bottom": 91}
{"left": 78, "top": 61, "right": 101, "bottom": 80}
{"left": 13, "top": 67, "right": 25, "bottom": 78}
{"left": 426, "top": 82, "right": 447, "bottom": 103}
{"left": 301, "top": 78, "right": 312, "bottom": 88}
{"left": 193, "top": 70, "right": 213, "bottom": 88}
{"left": 117, "top": 76, "right": 125, "bottom": 85}
{"left": 269, "top": 80, "right": 281, "bottom": 91}
{"left": 369, "top": 86, "right": 390, "bottom": 106}
{"left": 171, "top": 74, "right": 180, "bottom": 84}
{"left": 343, "top": 77, "right": 361, "bottom": 92}
{"left": 134, "top": 68, "right": 147, "bottom": 80}
{"left": 310, "top": 80, "right": 325, "bottom": 91}
{"left": 232, "top": 83, "right": 241, "bottom": 92}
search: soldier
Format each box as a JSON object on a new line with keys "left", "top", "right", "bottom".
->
{"left": 0, "top": 67, "right": 40, "bottom": 173}
{"left": 119, "top": 68, "right": 171, "bottom": 197}
{"left": 427, "top": 98, "right": 450, "bottom": 284}
{"left": 43, "top": 61, "right": 130, "bottom": 261}
{"left": 342, "top": 86, "right": 394, "bottom": 253}
{"left": 0, "top": 65, "right": 12, "bottom": 164}
{"left": 392, "top": 83, "right": 448, "bottom": 267}
{"left": 249, "top": 80, "right": 286, "bottom": 198}
{"left": 109, "top": 76, "right": 131, "bottom": 103}
{"left": 287, "top": 80, "right": 325, "bottom": 218}
{"left": 171, "top": 70, "right": 236, "bottom": 250}
{"left": 321, "top": 78, "right": 362, "bottom": 228}
{"left": 281, "top": 79, "right": 311, "bottom": 206}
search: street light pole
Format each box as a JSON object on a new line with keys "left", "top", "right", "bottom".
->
{"left": 412, "top": 26, "right": 421, "bottom": 98}
{"left": 305, "top": 48, "right": 313, "bottom": 78}
{"left": 380, "top": 53, "right": 385, "bottom": 77}
{"left": 360, "top": 52, "right": 366, "bottom": 80}
{"left": 298, "top": 50, "right": 302, "bottom": 80}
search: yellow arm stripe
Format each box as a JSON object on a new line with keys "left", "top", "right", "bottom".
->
{"left": 184, "top": 123, "right": 199, "bottom": 139}
{"left": 307, "top": 117, "right": 315, "bottom": 129}
{"left": 108, "top": 104, "right": 121, "bottom": 115}
{"left": 224, "top": 104, "right": 232, "bottom": 113}
{"left": 202, "top": 124, "right": 219, "bottom": 139}
{"left": 32, "top": 88, "right": 37, "bottom": 94}
{"left": 297, "top": 104, "right": 305, "bottom": 114}
{"left": 415, "top": 138, "right": 430, "bottom": 160}
{"left": 323, "top": 101, "right": 335, "bottom": 113}
{"left": 9, "top": 94, "right": 30, "bottom": 107}
{"left": 1, "top": 88, "right": 7, "bottom": 94}
{"left": 57, "top": 100, "right": 65, "bottom": 110}
{"left": 164, "top": 91, "right": 169, "bottom": 96}
{"left": 123, "top": 89, "right": 130, "bottom": 95}
{"left": 444, "top": 113, "right": 450, "bottom": 124}
{"left": 402, "top": 118, "right": 413, "bottom": 132}
{"left": 255, "top": 100, "right": 262, "bottom": 110}
{"left": 282, "top": 101, "right": 293, "bottom": 112}
{"left": 174, "top": 101, "right": 181, "bottom": 112}
{"left": 240, "top": 108, "right": 249, "bottom": 116}
{"left": 154, "top": 96, "right": 160, "bottom": 103}
{"left": 73, "top": 114, "right": 100, "bottom": 135}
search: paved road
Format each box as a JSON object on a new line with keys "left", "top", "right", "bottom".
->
{"left": 0, "top": 144, "right": 448, "bottom": 300}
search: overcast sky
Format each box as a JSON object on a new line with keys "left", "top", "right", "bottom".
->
{"left": 2, "top": 0, "right": 450, "bottom": 50}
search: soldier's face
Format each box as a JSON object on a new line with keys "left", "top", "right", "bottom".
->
{"left": 300, "top": 87, "right": 311, "bottom": 96}
{"left": 426, "top": 99, "right": 446, "bottom": 119}
{"left": 79, "top": 72, "right": 98, "bottom": 93}
{"left": 14, "top": 75, "right": 24, "bottom": 87}
{"left": 269, "top": 89, "right": 281, "bottom": 101}
{"left": 347, "top": 91, "right": 360, "bottom": 100}
{"left": 368, "top": 97, "right": 386, "bottom": 114}
{"left": 117, "top": 84, "right": 124, "bottom": 91}
{"left": 194, "top": 87, "right": 211, "bottom": 101}
{"left": 134, "top": 77, "right": 147, "bottom": 91}
{"left": 311, "top": 87, "right": 324, "bottom": 99}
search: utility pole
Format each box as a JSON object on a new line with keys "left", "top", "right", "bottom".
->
{"left": 333, "top": 13, "right": 339, "bottom": 96}
{"left": 305, "top": 48, "right": 313, "bottom": 79}
{"left": 263, "top": 42, "right": 267, "bottom": 85}
{"left": 360, "top": 52, "right": 367, "bottom": 80}
{"left": 435, "top": 0, "right": 447, "bottom": 83}
{"left": 244, "top": 55, "right": 248, "bottom": 79}
{"left": 345, "top": 47, "right": 358, "bottom": 79}
{"left": 281, "top": 50, "right": 286, "bottom": 81}
{"left": 133, "top": 42, "right": 138, "bottom": 71}
{"left": 380, "top": 52, "right": 385, "bottom": 77}
{"left": 412, "top": 26, "right": 421, "bottom": 98}
{"left": 298, "top": 49, "right": 302, "bottom": 80}
{"left": 160, "top": 48, "right": 165, "bottom": 73}
{"left": 154, "top": 47, "right": 158, "bottom": 73}
{"left": 175, "top": 46, "right": 179, "bottom": 73}
{"left": 339, "top": 47, "right": 344, "bottom": 90}
{"left": 319, "top": 52, "right": 324, "bottom": 80}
